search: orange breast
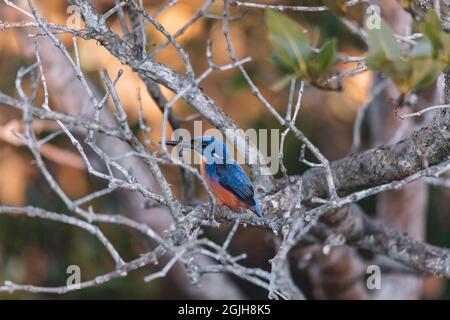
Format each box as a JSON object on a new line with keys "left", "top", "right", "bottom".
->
{"left": 200, "top": 158, "right": 248, "bottom": 212}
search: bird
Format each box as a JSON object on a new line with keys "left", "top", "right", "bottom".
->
{"left": 164, "top": 136, "right": 263, "bottom": 217}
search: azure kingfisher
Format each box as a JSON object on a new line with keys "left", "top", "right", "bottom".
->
{"left": 165, "top": 136, "right": 263, "bottom": 217}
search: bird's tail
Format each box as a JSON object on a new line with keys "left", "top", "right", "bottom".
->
{"left": 252, "top": 196, "right": 263, "bottom": 217}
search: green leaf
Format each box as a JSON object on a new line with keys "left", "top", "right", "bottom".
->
{"left": 422, "top": 10, "right": 450, "bottom": 66}
{"left": 266, "top": 10, "right": 310, "bottom": 77}
{"left": 411, "top": 58, "right": 442, "bottom": 90}
{"left": 365, "top": 19, "right": 401, "bottom": 69}
{"left": 376, "top": 53, "right": 442, "bottom": 94}
{"left": 266, "top": 10, "right": 341, "bottom": 89}
{"left": 364, "top": 12, "right": 449, "bottom": 94}
{"left": 410, "top": 38, "right": 433, "bottom": 57}
{"left": 311, "top": 39, "right": 339, "bottom": 77}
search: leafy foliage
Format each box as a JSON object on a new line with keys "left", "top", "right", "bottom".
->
{"left": 266, "top": 10, "right": 339, "bottom": 90}
{"left": 365, "top": 11, "right": 450, "bottom": 94}
{"left": 266, "top": 8, "right": 450, "bottom": 95}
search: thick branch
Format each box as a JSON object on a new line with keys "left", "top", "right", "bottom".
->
{"left": 299, "top": 111, "right": 450, "bottom": 202}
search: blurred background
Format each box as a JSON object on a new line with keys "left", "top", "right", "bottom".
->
{"left": 0, "top": 0, "right": 449, "bottom": 299}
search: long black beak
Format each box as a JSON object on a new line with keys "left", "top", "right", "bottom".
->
{"left": 164, "top": 140, "right": 181, "bottom": 146}
{"left": 160, "top": 140, "right": 193, "bottom": 149}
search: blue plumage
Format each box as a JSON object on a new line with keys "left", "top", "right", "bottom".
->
{"left": 207, "top": 162, "right": 257, "bottom": 209}
{"left": 203, "top": 138, "right": 262, "bottom": 216}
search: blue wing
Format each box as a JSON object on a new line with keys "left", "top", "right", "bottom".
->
{"left": 207, "top": 162, "right": 255, "bottom": 207}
